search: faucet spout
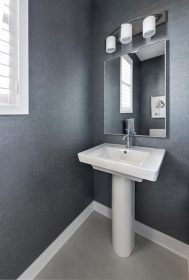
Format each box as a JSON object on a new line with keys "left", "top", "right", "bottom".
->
{"left": 123, "top": 128, "right": 132, "bottom": 149}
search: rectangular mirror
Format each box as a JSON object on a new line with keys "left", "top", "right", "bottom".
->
{"left": 104, "top": 40, "right": 167, "bottom": 138}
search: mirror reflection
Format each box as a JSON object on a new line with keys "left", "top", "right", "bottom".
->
{"left": 104, "top": 40, "right": 167, "bottom": 137}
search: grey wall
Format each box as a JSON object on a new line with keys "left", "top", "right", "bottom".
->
{"left": 140, "top": 55, "right": 165, "bottom": 134}
{"left": 93, "top": 0, "right": 189, "bottom": 244}
{"left": 104, "top": 57, "right": 122, "bottom": 134}
{"left": 0, "top": 0, "right": 93, "bottom": 278}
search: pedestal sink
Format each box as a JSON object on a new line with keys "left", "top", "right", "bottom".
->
{"left": 78, "top": 143, "right": 165, "bottom": 257}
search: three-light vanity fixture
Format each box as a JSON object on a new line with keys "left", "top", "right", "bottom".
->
{"left": 106, "top": 12, "right": 167, "bottom": 53}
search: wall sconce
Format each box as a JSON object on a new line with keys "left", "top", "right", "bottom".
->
{"left": 120, "top": 23, "right": 132, "bottom": 44}
{"left": 105, "top": 11, "right": 167, "bottom": 54}
{"left": 143, "top": 15, "right": 156, "bottom": 38}
{"left": 106, "top": 36, "right": 116, "bottom": 53}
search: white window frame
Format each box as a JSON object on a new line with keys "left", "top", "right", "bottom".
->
{"left": 120, "top": 54, "right": 133, "bottom": 114}
{"left": 0, "top": 0, "right": 28, "bottom": 115}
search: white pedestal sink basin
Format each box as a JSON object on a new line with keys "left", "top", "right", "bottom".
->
{"left": 78, "top": 143, "right": 165, "bottom": 257}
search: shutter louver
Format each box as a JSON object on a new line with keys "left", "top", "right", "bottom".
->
{"left": 0, "top": 0, "right": 18, "bottom": 105}
{"left": 120, "top": 55, "right": 133, "bottom": 113}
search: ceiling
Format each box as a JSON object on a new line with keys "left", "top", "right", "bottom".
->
{"left": 136, "top": 41, "right": 165, "bottom": 61}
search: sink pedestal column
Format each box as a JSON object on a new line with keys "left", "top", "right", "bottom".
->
{"left": 112, "top": 175, "right": 135, "bottom": 257}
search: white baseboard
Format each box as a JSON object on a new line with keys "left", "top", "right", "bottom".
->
{"left": 93, "top": 201, "right": 112, "bottom": 219}
{"left": 93, "top": 201, "right": 189, "bottom": 262}
{"left": 134, "top": 220, "right": 189, "bottom": 260}
{"left": 17, "top": 202, "right": 94, "bottom": 280}
{"left": 18, "top": 201, "right": 189, "bottom": 280}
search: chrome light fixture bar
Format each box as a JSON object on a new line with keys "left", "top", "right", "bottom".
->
{"left": 105, "top": 11, "right": 167, "bottom": 53}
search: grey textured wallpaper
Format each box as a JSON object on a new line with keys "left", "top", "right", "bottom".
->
{"left": 104, "top": 57, "right": 123, "bottom": 134}
{"left": 0, "top": 0, "right": 93, "bottom": 278}
{"left": 93, "top": 0, "right": 189, "bottom": 244}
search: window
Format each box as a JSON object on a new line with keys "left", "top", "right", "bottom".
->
{"left": 120, "top": 55, "right": 133, "bottom": 113}
{"left": 0, "top": 0, "right": 28, "bottom": 115}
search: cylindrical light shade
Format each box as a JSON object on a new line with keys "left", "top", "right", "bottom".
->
{"left": 143, "top": 15, "right": 156, "bottom": 38}
{"left": 106, "top": 36, "right": 116, "bottom": 53}
{"left": 120, "top": 23, "right": 132, "bottom": 44}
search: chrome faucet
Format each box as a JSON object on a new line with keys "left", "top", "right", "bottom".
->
{"left": 123, "top": 128, "right": 132, "bottom": 149}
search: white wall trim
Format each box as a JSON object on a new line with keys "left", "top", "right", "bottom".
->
{"left": 93, "top": 201, "right": 112, "bottom": 219}
{"left": 17, "top": 202, "right": 94, "bottom": 280}
{"left": 93, "top": 201, "right": 189, "bottom": 262}
{"left": 134, "top": 220, "right": 189, "bottom": 260}
{"left": 18, "top": 201, "right": 189, "bottom": 280}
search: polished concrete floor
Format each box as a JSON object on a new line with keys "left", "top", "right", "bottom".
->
{"left": 36, "top": 212, "right": 188, "bottom": 280}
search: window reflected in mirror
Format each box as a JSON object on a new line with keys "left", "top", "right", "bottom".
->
{"left": 120, "top": 55, "right": 133, "bottom": 114}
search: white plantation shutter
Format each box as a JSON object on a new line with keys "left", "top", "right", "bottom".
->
{"left": 120, "top": 55, "right": 133, "bottom": 113}
{"left": 0, "top": 0, "right": 19, "bottom": 105}
{"left": 0, "top": 0, "right": 28, "bottom": 114}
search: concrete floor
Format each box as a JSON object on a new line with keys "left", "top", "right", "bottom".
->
{"left": 36, "top": 212, "right": 188, "bottom": 280}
